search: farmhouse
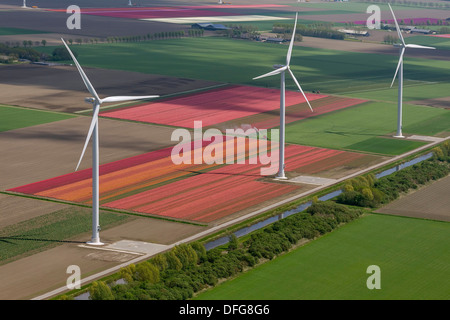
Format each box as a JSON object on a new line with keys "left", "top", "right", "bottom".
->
{"left": 410, "top": 28, "right": 435, "bottom": 35}
{"left": 191, "top": 23, "right": 230, "bottom": 31}
{"left": 337, "top": 28, "right": 370, "bottom": 37}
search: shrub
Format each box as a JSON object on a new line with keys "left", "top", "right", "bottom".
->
{"left": 89, "top": 281, "right": 114, "bottom": 300}
{"left": 134, "top": 262, "right": 160, "bottom": 284}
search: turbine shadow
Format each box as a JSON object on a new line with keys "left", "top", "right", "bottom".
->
{"left": 0, "top": 236, "right": 85, "bottom": 244}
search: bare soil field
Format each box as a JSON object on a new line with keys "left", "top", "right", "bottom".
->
{"left": 296, "top": 36, "right": 450, "bottom": 61}
{"left": 0, "top": 214, "right": 204, "bottom": 300}
{"left": 0, "top": 116, "right": 178, "bottom": 190}
{"left": 375, "top": 174, "right": 450, "bottom": 222}
{"left": 0, "top": 194, "right": 69, "bottom": 227}
{"left": 0, "top": 7, "right": 188, "bottom": 38}
{"left": 409, "top": 96, "right": 450, "bottom": 109}
{"left": 0, "top": 64, "right": 222, "bottom": 113}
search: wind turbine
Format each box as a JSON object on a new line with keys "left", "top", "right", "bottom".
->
{"left": 253, "top": 13, "right": 313, "bottom": 180}
{"left": 21, "top": 0, "right": 27, "bottom": 8}
{"left": 61, "top": 38, "right": 159, "bottom": 245}
{"left": 388, "top": 3, "right": 435, "bottom": 138}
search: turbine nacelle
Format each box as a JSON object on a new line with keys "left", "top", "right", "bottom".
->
{"left": 85, "top": 97, "right": 96, "bottom": 104}
{"left": 273, "top": 64, "right": 285, "bottom": 69}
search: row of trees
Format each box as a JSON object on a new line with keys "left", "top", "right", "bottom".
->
{"left": 273, "top": 23, "right": 345, "bottom": 40}
{"left": 0, "top": 42, "right": 76, "bottom": 64}
{"left": 0, "top": 43, "right": 43, "bottom": 63}
{"left": 337, "top": 141, "right": 450, "bottom": 208}
{"left": 103, "top": 29, "right": 203, "bottom": 44}
{"left": 63, "top": 201, "right": 363, "bottom": 300}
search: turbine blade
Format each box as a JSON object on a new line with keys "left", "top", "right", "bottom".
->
{"left": 286, "top": 12, "right": 299, "bottom": 66}
{"left": 390, "top": 47, "right": 405, "bottom": 88}
{"left": 388, "top": 3, "right": 405, "bottom": 46}
{"left": 405, "top": 44, "right": 436, "bottom": 50}
{"left": 101, "top": 95, "right": 159, "bottom": 103}
{"left": 61, "top": 38, "right": 100, "bottom": 102}
{"left": 287, "top": 67, "right": 313, "bottom": 112}
{"left": 253, "top": 66, "right": 287, "bottom": 80}
{"left": 75, "top": 105, "right": 100, "bottom": 171}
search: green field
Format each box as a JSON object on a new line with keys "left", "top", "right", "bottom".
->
{"left": 0, "top": 207, "right": 130, "bottom": 264}
{"left": 196, "top": 214, "right": 450, "bottom": 300}
{"left": 344, "top": 82, "right": 450, "bottom": 102}
{"left": 37, "top": 37, "right": 450, "bottom": 97}
{"left": 284, "top": 101, "right": 449, "bottom": 154}
{"left": 406, "top": 35, "right": 450, "bottom": 51}
{"left": 0, "top": 105, "right": 75, "bottom": 132}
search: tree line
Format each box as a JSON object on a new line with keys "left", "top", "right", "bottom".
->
{"left": 273, "top": 23, "right": 345, "bottom": 40}
{"left": 337, "top": 141, "right": 450, "bottom": 208}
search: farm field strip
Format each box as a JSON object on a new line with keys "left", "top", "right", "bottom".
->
{"left": 8, "top": 139, "right": 371, "bottom": 223}
{"left": 100, "top": 85, "right": 327, "bottom": 128}
{"left": 285, "top": 101, "right": 450, "bottom": 155}
{"left": 0, "top": 105, "right": 76, "bottom": 132}
{"left": 102, "top": 145, "right": 369, "bottom": 222}
{"left": 248, "top": 96, "right": 367, "bottom": 130}
{"left": 7, "top": 137, "right": 265, "bottom": 204}
{"left": 143, "top": 15, "right": 291, "bottom": 24}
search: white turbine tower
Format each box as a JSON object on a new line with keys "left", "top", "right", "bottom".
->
{"left": 22, "top": 0, "right": 27, "bottom": 8}
{"left": 388, "top": 3, "right": 435, "bottom": 138}
{"left": 61, "top": 38, "right": 159, "bottom": 245}
{"left": 253, "top": 13, "right": 313, "bottom": 180}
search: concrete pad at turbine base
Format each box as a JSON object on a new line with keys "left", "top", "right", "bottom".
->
{"left": 406, "top": 135, "right": 444, "bottom": 143}
{"left": 104, "top": 240, "right": 171, "bottom": 255}
{"left": 289, "top": 175, "right": 338, "bottom": 186}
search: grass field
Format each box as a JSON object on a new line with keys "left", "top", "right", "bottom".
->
{"left": 343, "top": 82, "right": 450, "bottom": 102}
{"left": 0, "top": 206, "right": 130, "bottom": 265}
{"left": 0, "top": 105, "right": 75, "bottom": 132}
{"left": 284, "top": 101, "right": 449, "bottom": 155}
{"left": 196, "top": 214, "right": 450, "bottom": 300}
{"left": 406, "top": 35, "right": 450, "bottom": 51}
{"left": 36, "top": 38, "right": 450, "bottom": 97}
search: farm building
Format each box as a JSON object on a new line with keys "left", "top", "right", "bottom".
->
{"left": 410, "top": 28, "right": 435, "bottom": 35}
{"left": 337, "top": 28, "right": 370, "bottom": 37}
{"left": 191, "top": 23, "right": 230, "bottom": 31}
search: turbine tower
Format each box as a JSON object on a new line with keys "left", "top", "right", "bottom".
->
{"left": 388, "top": 3, "right": 435, "bottom": 138}
{"left": 253, "top": 13, "right": 313, "bottom": 180}
{"left": 22, "top": 0, "right": 27, "bottom": 8}
{"left": 61, "top": 38, "right": 159, "bottom": 245}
